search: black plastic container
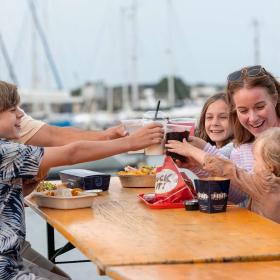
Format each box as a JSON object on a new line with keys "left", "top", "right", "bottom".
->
{"left": 194, "top": 177, "right": 230, "bottom": 213}
{"left": 59, "top": 169, "right": 111, "bottom": 191}
{"left": 184, "top": 199, "right": 199, "bottom": 211}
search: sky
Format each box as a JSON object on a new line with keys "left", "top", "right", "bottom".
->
{"left": 0, "top": 0, "right": 280, "bottom": 90}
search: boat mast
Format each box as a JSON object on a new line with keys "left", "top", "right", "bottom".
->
{"left": 31, "top": 12, "right": 38, "bottom": 89}
{"left": 43, "top": 0, "right": 50, "bottom": 88}
{"left": 130, "top": 0, "right": 139, "bottom": 109}
{"left": 27, "top": 0, "right": 63, "bottom": 89}
{"left": 166, "top": 0, "right": 175, "bottom": 107}
{"left": 252, "top": 19, "right": 260, "bottom": 65}
{"left": 107, "top": 86, "right": 114, "bottom": 113}
{"left": 0, "top": 33, "right": 19, "bottom": 84}
{"left": 120, "top": 7, "right": 130, "bottom": 111}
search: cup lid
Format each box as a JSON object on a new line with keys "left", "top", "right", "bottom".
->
{"left": 143, "top": 111, "right": 168, "bottom": 120}
{"left": 121, "top": 119, "right": 143, "bottom": 125}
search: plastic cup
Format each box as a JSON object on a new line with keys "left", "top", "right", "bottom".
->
{"left": 143, "top": 111, "right": 168, "bottom": 156}
{"left": 165, "top": 124, "right": 190, "bottom": 161}
{"left": 168, "top": 118, "right": 196, "bottom": 136}
{"left": 121, "top": 119, "right": 144, "bottom": 154}
{"left": 194, "top": 177, "right": 230, "bottom": 213}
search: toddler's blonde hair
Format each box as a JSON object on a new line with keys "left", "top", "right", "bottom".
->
{"left": 253, "top": 127, "right": 280, "bottom": 176}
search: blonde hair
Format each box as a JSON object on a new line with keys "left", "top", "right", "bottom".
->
{"left": 0, "top": 81, "right": 20, "bottom": 112}
{"left": 253, "top": 127, "right": 280, "bottom": 176}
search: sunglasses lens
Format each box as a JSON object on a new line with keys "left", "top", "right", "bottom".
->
{"left": 228, "top": 65, "right": 265, "bottom": 81}
{"left": 247, "top": 65, "right": 262, "bottom": 77}
{"left": 228, "top": 70, "right": 242, "bottom": 81}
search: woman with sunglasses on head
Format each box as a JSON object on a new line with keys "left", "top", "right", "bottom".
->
{"left": 168, "top": 65, "right": 280, "bottom": 206}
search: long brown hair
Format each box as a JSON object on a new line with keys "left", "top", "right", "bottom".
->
{"left": 197, "top": 92, "right": 232, "bottom": 146}
{"left": 227, "top": 67, "right": 280, "bottom": 145}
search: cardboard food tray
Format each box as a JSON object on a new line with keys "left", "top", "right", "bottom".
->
{"left": 138, "top": 193, "right": 185, "bottom": 209}
{"left": 118, "top": 175, "right": 156, "bottom": 188}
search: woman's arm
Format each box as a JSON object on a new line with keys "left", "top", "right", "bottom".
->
{"left": 39, "top": 123, "right": 163, "bottom": 175}
{"left": 25, "top": 123, "right": 128, "bottom": 147}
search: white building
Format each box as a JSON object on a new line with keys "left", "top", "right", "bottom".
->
{"left": 190, "top": 85, "right": 218, "bottom": 99}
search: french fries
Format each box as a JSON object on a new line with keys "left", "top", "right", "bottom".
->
{"left": 117, "top": 165, "right": 156, "bottom": 176}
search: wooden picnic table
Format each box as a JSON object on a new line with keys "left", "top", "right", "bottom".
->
{"left": 106, "top": 261, "right": 280, "bottom": 280}
{"left": 25, "top": 177, "right": 280, "bottom": 274}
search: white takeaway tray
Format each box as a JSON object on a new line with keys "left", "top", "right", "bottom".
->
{"left": 33, "top": 192, "right": 97, "bottom": 209}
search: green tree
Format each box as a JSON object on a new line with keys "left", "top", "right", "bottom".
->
{"left": 154, "top": 76, "right": 191, "bottom": 100}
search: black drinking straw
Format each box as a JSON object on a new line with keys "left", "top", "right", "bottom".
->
{"left": 154, "top": 100, "right": 161, "bottom": 120}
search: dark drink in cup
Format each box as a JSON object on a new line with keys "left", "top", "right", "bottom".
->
{"left": 165, "top": 124, "right": 190, "bottom": 161}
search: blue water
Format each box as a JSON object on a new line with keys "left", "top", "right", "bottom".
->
{"left": 48, "top": 120, "right": 74, "bottom": 127}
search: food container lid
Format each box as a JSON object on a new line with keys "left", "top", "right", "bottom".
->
{"left": 184, "top": 199, "right": 199, "bottom": 211}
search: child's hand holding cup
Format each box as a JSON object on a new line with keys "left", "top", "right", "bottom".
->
{"left": 165, "top": 124, "right": 191, "bottom": 161}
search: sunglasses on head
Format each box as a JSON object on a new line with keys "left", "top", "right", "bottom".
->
{"left": 227, "top": 65, "right": 267, "bottom": 81}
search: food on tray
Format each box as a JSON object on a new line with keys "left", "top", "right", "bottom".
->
{"left": 33, "top": 181, "right": 96, "bottom": 209}
{"left": 45, "top": 191, "right": 55, "bottom": 196}
{"left": 117, "top": 165, "right": 156, "bottom": 176}
{"left": 117, "top": 165, "right": 156, "bottom": 188}
{"left": 36, "top": 181, "right": 83, "bottom": 197}
{"left": 36, "top": 181, "right": 57, "bottom": 192}
{"left": 44, "top": 187, "right": 83, "bottom": 197}
{"left": 71, "top": 188, "right": 83, "bottom": 196}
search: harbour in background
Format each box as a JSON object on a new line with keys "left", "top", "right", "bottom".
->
{"left": 0, "top": 0, "right": 223, "bottom": 177}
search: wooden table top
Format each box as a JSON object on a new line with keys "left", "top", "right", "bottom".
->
{"left": 25, "top": 177, "right": 280, "bottom": 272}
{"left": 106, "top": 261, "right": 280, "bottom": 280}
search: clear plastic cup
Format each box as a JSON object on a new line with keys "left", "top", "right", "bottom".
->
{"left": 168, "top": 117, "right": 196, "bottom": 136}
{"left": 142, "top": 111, "right": 168, "bottom": 156}
{"left": 121, "top": 119, "right": 144, "bottom": 154}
